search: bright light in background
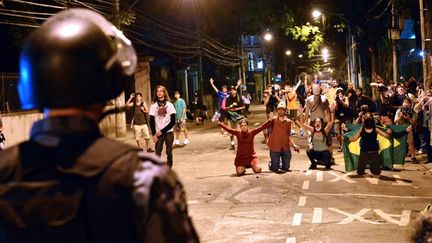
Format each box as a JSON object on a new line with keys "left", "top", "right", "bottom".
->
{"left": 419, "top": 51, "right": 424, "bottom": 57}
{"left": 321, "top": 48, "right": 329, "bottom": 62}
{"left": 298, "top": 54, "right": 303, "bottom": 58}
{"left": 410, "top": 34, "right": 416, "bottom": 39}
{"left": 264, "top": 32, "right": 273, "bottom": 41}
{"left": 285, "top": 50, "right": 292, "bottom": 56}
{"left": 312, "top": 10, "right": 322, "bottom": 19}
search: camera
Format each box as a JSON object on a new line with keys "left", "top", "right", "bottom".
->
{"left": 402, "top": 106, "right": 412, "bottom": 117}
{"left": 377, "top": 85, "right": 385, "bottom": 92}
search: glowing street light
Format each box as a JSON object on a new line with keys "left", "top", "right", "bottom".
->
{"left": 312, "top": 10, "right": 322, "bottom": 20}
{"left": 285, "top": 50, "right": 292, "bottom": 56}
{"left": 321, "top": 48, "right": 329, "bottom": 62}
{"left": 298, "top": 54, "right": 303, "bottom": 58}
{"left": 264, "top": 32, "right": 273, "bottom": 42}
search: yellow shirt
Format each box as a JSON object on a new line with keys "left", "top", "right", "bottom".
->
{"left": 286, "top": 92, "right": 298, "bottom": 110}
{"left": 326, "top": 88, "right": 338, "bottom": 106}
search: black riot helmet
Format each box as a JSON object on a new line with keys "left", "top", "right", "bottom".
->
{"left": 18, "top": 8, "right": 137, "bottom": 109}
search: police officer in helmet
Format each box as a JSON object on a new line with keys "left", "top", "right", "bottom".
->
{"left": 0, "top": 8, "right": 199, "bottom": 243}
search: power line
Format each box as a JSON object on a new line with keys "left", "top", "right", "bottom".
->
{"left": 8, "top": 0, "right": 65, "bottom": 9}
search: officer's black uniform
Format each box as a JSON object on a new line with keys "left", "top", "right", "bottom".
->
{"left": 0, "top": 8, "right": 199, "bottom": 243}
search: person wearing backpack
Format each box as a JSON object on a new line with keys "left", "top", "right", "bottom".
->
{"left": 300, "top": 112, "right": 333, "bottom": 170}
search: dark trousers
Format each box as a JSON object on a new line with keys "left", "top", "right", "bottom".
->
{"left": 421, "top": 126, "right": 432, "bottom": 162}
{"left": 306, "top": 150, "right": 331, "bottom": 168}
{"left": 269, "top": 150, "right": 292, "bottom": 171}
{"left": 357, "top": 151, "right": 381, "bottom": 175}
{"left": 155, "top": 132, "right": 174, "bottom": 167}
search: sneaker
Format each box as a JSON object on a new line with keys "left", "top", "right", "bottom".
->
{"left": 291, "top": 130, "right": 296, "bottom": 136}
{"left": 412, "top": 157, "right": 418, "bottom": 164}
{"left": 300, "top": 128, "right": 305, "bottom": 137}
{"left": 337, "top": 146, "right": 343, "bottom": 152}
{"left": 230, "top": 144, "right": 235, "bottom": 150}
{"left": 309, "top": 165, "right": 317, "bottom": 170}
{"left": 146, "top": 148, "right": 155, "bottom": 153}
{"left": 183, "top": 139, "right": 190, "bottom": 145}
{"left": 173, "top": 140, "right": 180, "bottom": 145}
{"left": 416, "top": 149, "right": 424, "bottom": 155}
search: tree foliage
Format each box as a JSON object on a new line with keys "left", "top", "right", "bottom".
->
{"left": 286, "top": 23, "right": 324, "bottom": 58}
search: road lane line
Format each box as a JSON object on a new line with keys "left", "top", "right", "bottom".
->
{"left": 305, "top": 192, "right": 432, "bottom": 199}
{"left": 312, "top": 208, "right": 322, "bottom": 224}
{"left": 305, "top": 170, "right": 312, "bottom": 176}
{"left": 298, "top": 196, "right": 306, "bottom": 206}
{"left": 329, "top": 172, "right": 357, "bottom": 183}
{"left": 316, "top": 171, "right": 323, "bottom": 182}
{"left": 392, "top": 174, "right": 411, "bottom": 186}
{"left": 286, "top": 237, "right": 296, "bottom": 243}
{"left": 364, "top": 176, "right": 379, "bottom": 185}
{"left": 292, "top": 213, "right": 302, "bottom": 226}
{"left": 187, "top": 200, "right": 200, "bottom": 205}
{"left": 374, "top": 209, "right": 411, "bottom": 226}
{"left": 302, "top": 180, "right": 310, "bottom": 190}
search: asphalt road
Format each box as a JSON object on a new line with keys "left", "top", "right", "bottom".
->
{"left": 115, "top": 104, "right": 432, "bottom": 243}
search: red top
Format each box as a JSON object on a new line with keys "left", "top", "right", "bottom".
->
{"left": 267, "top": 118, "right": 292, "bottom": 152}
{"left": 218, "top": 119, "right": 273, "bottom": 167}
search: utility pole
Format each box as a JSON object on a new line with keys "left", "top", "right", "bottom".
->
{"left": 113, "top": 0, "right": 127, "bottom": 137}
{"left": 391, "top": 2, "right": 399, "bottom": 84}
{"left": 419, "top": 0, "right": 430, "bottom": 89}
{"left": 241, "top": 35, "right": 246, "bottom": 91}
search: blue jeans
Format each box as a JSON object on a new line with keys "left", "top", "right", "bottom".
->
{"left": 269, "top": 150, "right": 292, "bottom": 171}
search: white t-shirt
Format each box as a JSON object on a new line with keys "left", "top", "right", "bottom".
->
{"left": 149, "top": 101, "right": 176, "bottom": 133}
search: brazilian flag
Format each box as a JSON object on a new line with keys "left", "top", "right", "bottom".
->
{"left": 343, "top": 124, "right": 408, "bottom": 172}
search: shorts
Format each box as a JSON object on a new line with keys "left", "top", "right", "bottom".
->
{"left": 133, "top": 124, "right": 151, "bottom": 140}
{"left": 287, "top": 109, "right": 298, "bottom": 120}
{"left": 174, "top": 120, "right": 187, "bottom": 132}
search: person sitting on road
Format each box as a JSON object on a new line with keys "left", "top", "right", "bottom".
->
{"left": 217, "top": 117, "right": 274, "bottom": 176}
{"left": 348, "top": 113, "right": 390, "bottom": 176}
{"left": 300, "top": 113, "right": 333, "bottom": 170}
{"left": 267, "top": 102, "right": 300, "bottom": 172}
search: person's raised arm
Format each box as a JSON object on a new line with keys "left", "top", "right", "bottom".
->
{"left": 235, "top": 79, "right": 241, "bottom": 90}
{"left": 217, "top": 121, "right": 237, "bottom": 135}
{"left": 376, "top": 127, "right": 390, "bottom": 138}
{"left": 324, "top": 117, "right": 334, "bottom": 134}
{"left": 299, "top": 111, "right": 314, "bottom": 133}
{"left": 126, "top": 93, "right": 134, "bottom": 107}
{"left": 210, "top": 78, "right": 219, "bottom": 93}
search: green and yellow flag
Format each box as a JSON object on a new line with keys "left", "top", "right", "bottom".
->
{"left": 343, "top": 124, "right": 408, "bottom": 172}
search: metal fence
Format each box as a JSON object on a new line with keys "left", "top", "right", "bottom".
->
{"left": 0, "top": 72, "right": 22, "bottom": 113}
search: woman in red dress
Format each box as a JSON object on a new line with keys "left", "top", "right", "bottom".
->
{"left": 218, "top": 117, "right": 274, "bottom": 176}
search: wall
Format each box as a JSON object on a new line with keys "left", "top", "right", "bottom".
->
{"left": 2, "top": 111, "right": 117, "bottom": 149}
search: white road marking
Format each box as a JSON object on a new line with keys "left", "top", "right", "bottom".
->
{"left": 312, "top": 208, "right": 322, "bottom": 224}
{"left": 306, "top": 192, "right": 432, "bottom": 199}
{"left": 187, "top": 200, "right": 200, "bottom": 205}
{"left": 292, "top": 213, "right": 302, "bottom": 226}
{"left": 316, "top": 171, "right": 323, "bottom": 182}
{"left": 374, "top": 209, "right": 411, "bottom": 226}
{"left": 302, "top": 180, "right": 310, "bottom": 190}
{"left": 305, "top": 170, "right": 312, "bottom": 176}
{"left": 392, "top": 174, "right": 411, "bottom": 186}
{"left": 298, "top": 196, "right": 307, "bottom": 206}
{"left": 286, "top": 237, "right": 296, "bottom": 243}
{"left": 364, "top": 176, "right": 379, "bottom": 184}
{"left": 329, "top": 208, "right": 381, "bottom": 225}
{"left": 328, "top": 172, "right": 357, "bottom": 183}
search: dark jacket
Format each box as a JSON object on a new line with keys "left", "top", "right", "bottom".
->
{"left": 0, "top": 116, "right": 199, "bottom": 243}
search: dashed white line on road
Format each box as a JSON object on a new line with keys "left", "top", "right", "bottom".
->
{"left": 316, "top": 171, "right": 323, "bottom": 182}
{"left": 292, "top": 213, "right": 302, "bottom": 226}
{"left": 364, "top": 176, "right": 379, "bottom": 184}
{"left": 328, "top": 172, "right": 357, "bottom": 183}
{"left": 305, "top": 192, "right": 432, "bottom": 199}
{"left": 305, "top": 170, "right": 312, "bottom": 176}
{"left": 302, "top": 180, "right": 310, "bottom": 190}
{"left": 392, "top": 174, "right": 411, "bottom": 186}
{"left": 187, "top": 200, "right": 200, "bottom": 205}
{"left": 298, "top": 196, "right": 307, "bottom": 206}
{"left": 286, "top": 237, "right": 296, "bottom": 243}
{"left": 312, "top": 208, "right": 322, "bottom": 224}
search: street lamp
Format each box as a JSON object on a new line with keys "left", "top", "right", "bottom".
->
{"left": 298, "top": 54, "right": 303, "bottom": 58}
{"left": 311, "top": 9, "right": 355, "bottom": 87}
{"left": 312, "top": 10, "right": 322, "bottom": 20}
{"left": 284, "top": 50, "right": 292, "bottom": 83}
{"left": 263, "top": 31, "right": 273, "bottom": 89}
{"left": 321, "top": 48, "right": 329, "bottom": 62}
